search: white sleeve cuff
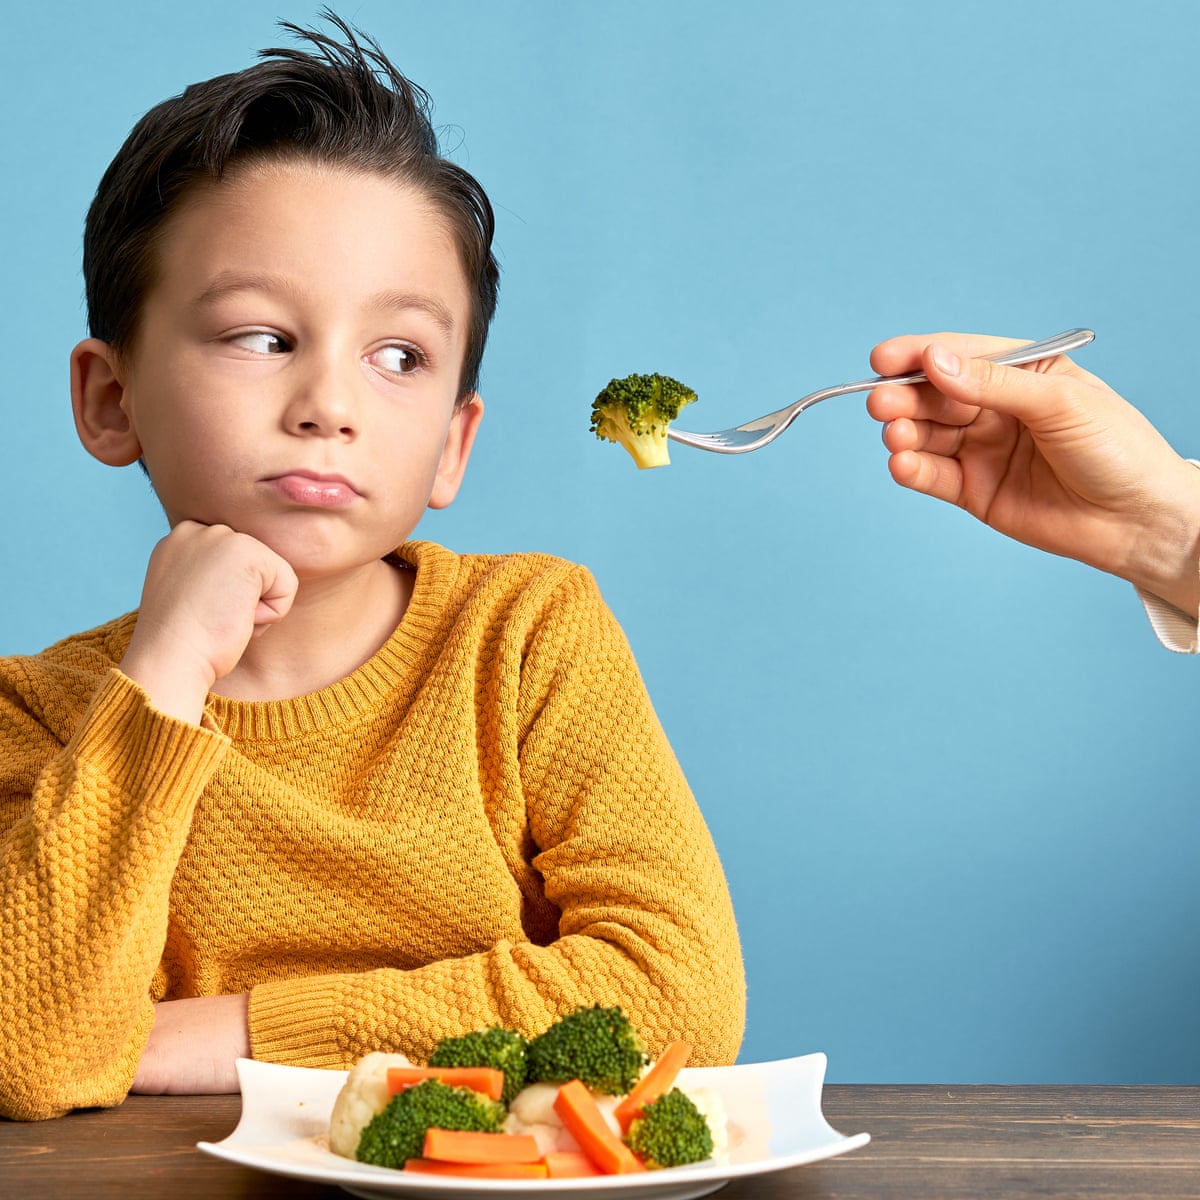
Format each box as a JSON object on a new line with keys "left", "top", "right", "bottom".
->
{"left": 1134, "top": 584, "right": 1200, "bottom": 653}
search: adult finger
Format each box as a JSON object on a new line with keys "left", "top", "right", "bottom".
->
{"left": 868, "top": 381, "right": 981, "bottom": 427}
{"left": 887, "top": 448, "right": 966, "bottom": 506}
{"left": 870, "top": 331, "right": 1031, "bottom": 378}
{"left": 883, "top": 416, "right": 966, "bottom": 459}
{"left": 919, "top": 342, "right": 1083, "bottom": 430}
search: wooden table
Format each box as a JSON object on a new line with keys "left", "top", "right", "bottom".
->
{"left": 2, "top": 1085, "right": 1198, "bottom": 1199}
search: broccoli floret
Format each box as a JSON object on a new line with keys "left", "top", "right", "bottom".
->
{"left": 624, "top": 1088, "right": 714, "bottom": 1169}
{"left": 590, "top": 373, "right": 697, "bottom": 470}
{"left": 354, "top": 1078, "right": 506, "bottom": 1169}
{"left": 525, "top": 1004, "right": 648, "bottom": 1096}
{"left": 428, "top": 1026, "right": 529, "bottom": 1106}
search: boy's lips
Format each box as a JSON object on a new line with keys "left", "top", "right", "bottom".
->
{"left": 263, "top": 470, "right": 363, "bottom": 508}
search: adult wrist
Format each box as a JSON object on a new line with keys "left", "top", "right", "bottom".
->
{"left": 1119, "top": 459, "right": 1200, "bottom": 616}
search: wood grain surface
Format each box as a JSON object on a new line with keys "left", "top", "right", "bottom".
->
{"left": 2, "top": 1084, "right": 1197, "bottom": 1199}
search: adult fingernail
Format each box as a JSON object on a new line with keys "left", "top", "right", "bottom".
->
{"left": 932, "top": 345, "right": 961, "bottom": 376}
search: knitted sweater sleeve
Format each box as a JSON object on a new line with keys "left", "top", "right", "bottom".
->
{"left": 248, "top": 565, "right": 746, "bottom": 1070}
{"left": 0, "top": 668, "right": 229, "bottom": 1120}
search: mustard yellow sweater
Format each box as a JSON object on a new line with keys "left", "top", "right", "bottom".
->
{"left": 0, "top": 541, "right": 744, "bottom": 1121}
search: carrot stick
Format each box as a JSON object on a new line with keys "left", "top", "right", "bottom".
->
{"left": 552, "top": 1079, "right": 644, "bottom": 1175}
{"left": 613, "top": 1041, "right": 693, "bottom": 1133}
{"left": 543, "top": 1151, "right": 603, "bottom": 1178}
{"left": 385, "top": 1066, "right": 506, "bottom": 1101}
{"left": 404, "top": 1158, "right": 550, "bottom": 1179}
{"left": 421, "top": 1128, "right": 542, "bottom": 1164}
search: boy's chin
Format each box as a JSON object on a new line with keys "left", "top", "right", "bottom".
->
{"left": 273, "top": 544, "right": 408, "bottom": 583}
{"left": 165, "top": 514, "right": 411, "bottom": 582}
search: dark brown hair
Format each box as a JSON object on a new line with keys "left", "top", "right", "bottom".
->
{"left": 82, "top": 10, "right": 499, "bottom": 400}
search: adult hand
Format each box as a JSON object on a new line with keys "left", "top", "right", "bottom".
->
{"left": 867, "top": 333, "right": 1200, "bottom": 615}
{"left": 120, "top": 521, "right": 299, "bottom": 723}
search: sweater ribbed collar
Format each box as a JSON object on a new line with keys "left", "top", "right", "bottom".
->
{"left": 201, "top": 540, "right": 460, "bottom": 740}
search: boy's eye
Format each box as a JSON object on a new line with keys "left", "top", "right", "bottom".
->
{"left": 372, "top": 344, "right": 423, "bottom": 375}
{"left": 230, "top": 331, "right": 289, "bottom": 355}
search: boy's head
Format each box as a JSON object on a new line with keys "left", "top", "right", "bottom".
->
{"left": 82, "top": 12, "right": 498, "bottom": 403}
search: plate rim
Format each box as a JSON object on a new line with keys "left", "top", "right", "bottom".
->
{"left": 197, "top": 1052, "right": 870, "bottom": 1195}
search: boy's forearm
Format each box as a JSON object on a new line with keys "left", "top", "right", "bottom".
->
{"left": 247, "top": 910, "right": 745, "bottom": 1072}
{"left": 0, "top": 671, "right": 229, "bottom": 1120}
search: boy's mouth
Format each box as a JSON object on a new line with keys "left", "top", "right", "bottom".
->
{"left": 264, "top": 471, "right": 362, "bottom": 508}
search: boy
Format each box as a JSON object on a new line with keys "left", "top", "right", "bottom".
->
{"left": 0, "top": 17, "right": 744, "bottom": 1122}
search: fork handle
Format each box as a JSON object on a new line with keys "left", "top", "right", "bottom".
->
{"left": 796, "top": 327, "right": 1097, "bottom": 414}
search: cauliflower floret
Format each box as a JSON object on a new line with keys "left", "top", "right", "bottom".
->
{"left": 679, "top": 1084, "right": 729, "bottom": 1165}
{"left": 503, "top": 1082, "right": 581, "bottom": 1154}
{"left": 328, "top": 1051, "right": 414, "bottom": 1159}
{"left": 503, "top": 1081, "right": 622, "bottom": 1155}
{"left": 505, "top": 1081, "right": 561, "bottom": 1128}
{"left": 503, "top": 1118, "right": 576, "bottom": 1157}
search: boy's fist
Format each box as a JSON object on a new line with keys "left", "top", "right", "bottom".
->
{"left": 120, "top": 522, "right": 299, "bottom": 723}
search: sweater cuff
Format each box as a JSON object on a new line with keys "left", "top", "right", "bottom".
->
{"left": 248, "top": 975, "right": 351, "bottom": 1068}
{"left": 71, "top": 670, "right": 230, "bottom": 817}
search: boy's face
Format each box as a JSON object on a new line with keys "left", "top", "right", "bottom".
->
{"left": 74, "top": 161, "right": 482, "bottom": 581}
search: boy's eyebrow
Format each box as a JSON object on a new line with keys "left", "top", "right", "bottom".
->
{"left": 368, "top": 289, "right": 457, "bottom": 336}
{"left": 193, "top": 271, "right": 308, "bottom": 310}
{"left": 193, "top": 272, "right": 458, "bottom": 335}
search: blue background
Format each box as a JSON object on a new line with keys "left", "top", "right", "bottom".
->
{"left": 3, "top": 0, "right": 1198, "bottom": 1083}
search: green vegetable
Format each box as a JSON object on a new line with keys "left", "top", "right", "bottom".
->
{"left": 590, "top": 373, "right": 698, "bottom": 470}
{"left": 624, "top": 1088, "right": 714, "bottom": 1169}
{"left": 525, "top": 1004, "right": 648, "bottom": 1096}
{"left": 428, "top": 1026, "right": 529, "bottom": 1106}
{"left": 354, "top": 1078, "right": 506, "bottom": 1169}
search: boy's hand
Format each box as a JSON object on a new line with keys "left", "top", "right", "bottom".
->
{"left": 867, "top": 333, "right": 1200, "bottom": 615}
{"left": 121, "top": 521, "right": 298, "bottom": 723}
{"left": 131, "top": 993, "right": 250, "bottom": 1095}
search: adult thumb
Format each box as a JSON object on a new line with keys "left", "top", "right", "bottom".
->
{"left": 922, "top": 342, "right": 1073, "bottom": 429}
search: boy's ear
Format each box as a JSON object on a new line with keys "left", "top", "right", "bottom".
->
{"left": 428, "top": 393, "right": 484, "bottom": 510}
{"left": 70, "top": 338, "right": 142, "bottom": 467}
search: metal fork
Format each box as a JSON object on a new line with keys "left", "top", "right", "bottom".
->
{"left": 666, "top": 327, "right": 1096, "bottom": 455}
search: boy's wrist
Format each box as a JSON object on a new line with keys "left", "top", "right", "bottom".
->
{"left": 132, "top": 994, "right": 249, "bottom": 1095}
{"left": 120, "top": 649, "right": 213, "bottom": 726}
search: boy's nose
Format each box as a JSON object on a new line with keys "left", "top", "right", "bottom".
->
{"left": 284, "top": 368, "right": 359, "bottom": 438}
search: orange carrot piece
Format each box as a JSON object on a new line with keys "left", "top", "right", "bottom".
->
{"left": 613, "top": 1041, "right": 693, "bottom": 1133}
{"left": 385, "top": 1066, "right": 505, "bottom": 1101}
{"left": 422, "top": 1128, "right": 543, "bottom": 1164}
{"left": 543, "top": 1151, "right": 604, "bottom": 1178}
{"left": 404, "top": 1158, "right": 550, "bottom": 1179}
{"left": 553, "top": 1079, "right": 644, "bottom": 1175}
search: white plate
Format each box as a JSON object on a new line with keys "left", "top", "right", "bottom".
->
{"left": 199, "top": 1053, "right": 870, "bottom": 1200}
